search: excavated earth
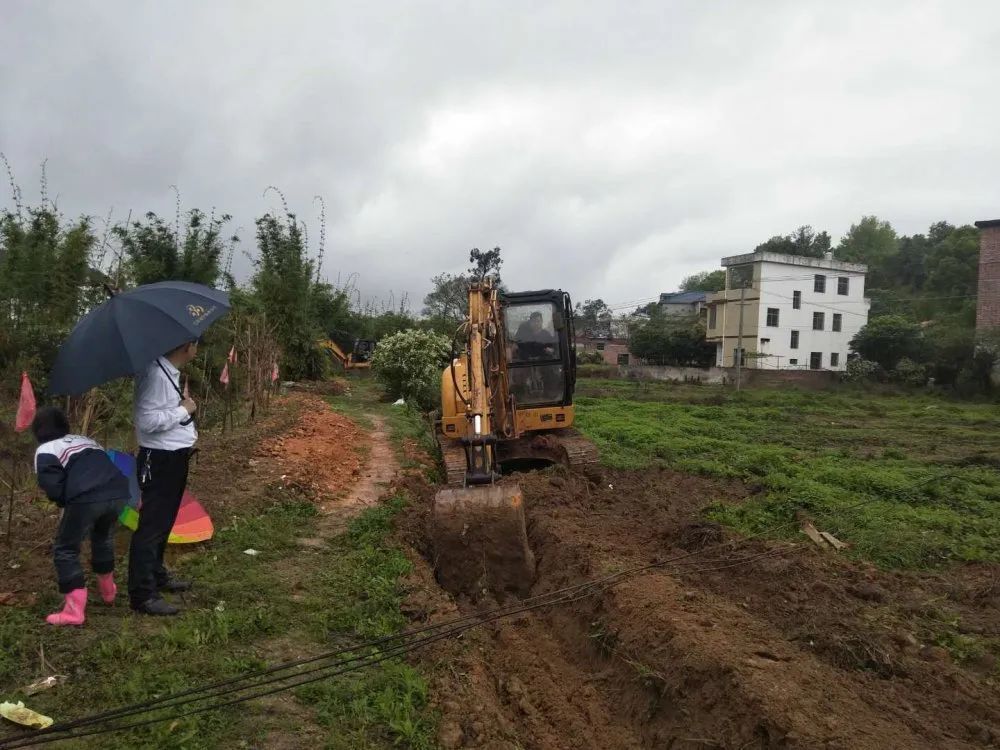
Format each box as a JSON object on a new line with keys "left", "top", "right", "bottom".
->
{"left": 396, "top": 465, "right": 1000, "bottom": 750}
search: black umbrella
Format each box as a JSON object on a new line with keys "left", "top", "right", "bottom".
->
{"left": 49, "top": 281, "right": 231, "bottom": 396}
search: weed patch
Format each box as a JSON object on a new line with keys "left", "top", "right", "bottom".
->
{"left": 575, "top": 381, "right": 1000, "bottom": 568}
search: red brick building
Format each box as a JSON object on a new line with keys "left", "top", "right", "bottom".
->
{"left": 575, "top": 336, "right": 631, "bottom": 366}
{"left": 976, "top": 219, "right": 1000, "bottom": 332}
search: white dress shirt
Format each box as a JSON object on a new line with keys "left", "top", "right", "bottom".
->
{"left": 134, "top": 358, "right": 198, "bottom": 450}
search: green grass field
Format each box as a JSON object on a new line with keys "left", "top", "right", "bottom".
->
{"left": 575, "top": 380, "right": 1000, "bottom": 569}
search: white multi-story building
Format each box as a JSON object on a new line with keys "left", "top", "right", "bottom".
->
{"left": 705, "top": 251, "right": 869, "bottom": 371}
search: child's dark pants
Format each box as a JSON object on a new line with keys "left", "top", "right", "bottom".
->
{"left": 53, "top": 499, "right": 122, "bottom": 593}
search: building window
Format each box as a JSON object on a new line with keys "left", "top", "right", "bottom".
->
{"left": 789, "top": 358, "right": 798, "bottom": 365}
{"left": 832, "top": 313, "right": 842, "bottom": 332}
{"left": 766, "top": 307, "right": 779, "bottom": 327}
{"left": 830, "top": 352, "right": 840, "bottom": 367}
{"left": 733, "top": 348, "right": 746, "bottom": 367}
{"left": 838, "top": 277, "right": 849, "bottom": 295}
{"left": 814, "top": 274, "right": 826, "bottom": 293}
{"left": 790, "top": 330, "right": 799, "bottom": 349}
{"left": 810, "top": 352, "right": 822, "bottom": 369}
{"left": 793, "top": 291, "right": 801, "bottom": 309}
{"left": 708, "top": 305, "right": 717, "bottom": 329}
{"left": 617, "top": 353, "right": 629, "bottom": 366}
{"left": 596, "top": 343, "right": 605, "bottom": 351}
{"left": 760, "top": 338, "right": 770, "bottom": 345}
{"left": 812, "top": 312, "right": 824, "bottom": 330}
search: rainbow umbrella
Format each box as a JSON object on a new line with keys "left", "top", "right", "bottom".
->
{"left": 107, "top": 449, "right": 214, "bottom": 544}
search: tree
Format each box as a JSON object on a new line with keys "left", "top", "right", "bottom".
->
{"left": 371, "top": 329, "right": 451, "bottom": 409}
{"left": 923, "top": 320, "right": 975, "bottom": 386}
{"left": 752, "top": 225, "right": 831, "bottom": 258}
{"left": 924, "top": 224, "right": 979, "bottom": 303}
{"left": 311, "top": 282, "right": 352, "bottom": 339}
{"left": 836, "top": 216, "right": 898, "bottom": 288}
{"left": 849, "top": 315, "right": 925, "bottom": 371}
{"left": 753, "top": 234, "right": 796, "bottom": 255}
{"left": 251, "top": 212, "right": 321, "bottom": 379}
{"left": 422, "top": 272, "right": 469, "bottom": 330}
{"left": 0, "top": 206, "right": 96, "bottom": 387}
{"left": 574, "top": 299, "right": 612, "bottom": 333}
{"left": 115, "top": 209, "right": 232, "bottom": 287}
{"left": 680, "top": 270, "right": 726, "bottom": 292}
{"left": 628, "top": 311, "right": 714, "bottom": 366}
{"left": 468, "top": 246, "right": 502, "bottom": 283}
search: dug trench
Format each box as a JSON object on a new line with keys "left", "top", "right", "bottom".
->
{"left": 396, "top": 464, "right": 1000, "bottom": 749}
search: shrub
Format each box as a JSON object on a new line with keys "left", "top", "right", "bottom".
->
{"left": 577, "top": 351, "right": 605, "bottom": 365}
{"left": 843, "top": 358, "right": 884, "bottom": 383}
{"left": 371, "top": 329, "right": 451, "bottom": 410}
{"left": 849, "top": 315, "right": 925, "bottom": 370}
{"left": 892, "top": 357, "right": 927, "bottom": 387}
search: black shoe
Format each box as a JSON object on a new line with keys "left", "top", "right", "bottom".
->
{"left": 157, "top": 576, "right": 192, "bottom": 593}
{"left": 132, "top": 597, "right": 180, "bottom": 616}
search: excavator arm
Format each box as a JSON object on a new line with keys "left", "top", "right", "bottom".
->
{"left": 317, "top": 338, "right": 371, "bottom": 370}
{"left": 432, "top": 281, "right": 534, "bottom": 599}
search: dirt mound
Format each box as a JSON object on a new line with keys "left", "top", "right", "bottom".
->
{"left": 398, "top": 464, "right": 1000, "bottom": 749}
{"left": 258, "top": 393, "right": 367, "bottom": 499}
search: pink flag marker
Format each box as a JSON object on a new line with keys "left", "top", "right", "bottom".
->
{"left": 14, "top": 372, "right": 36, "bottom": 432}
{"left": 220, "top": 362, "right": 230, "bottom": 386}
{"left": 228, "top": 346, "right": 238, "bottom": 365}
{"left": 271, "top": 362, "right": 279, "bottom": 382}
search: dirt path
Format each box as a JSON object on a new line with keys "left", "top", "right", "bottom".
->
{"left": 318, "top": 415, "right": 399, "bottom": 526}
{"left": 251, "top": 404, "right": 404, "bottom": 749}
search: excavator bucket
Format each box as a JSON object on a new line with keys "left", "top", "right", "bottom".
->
{"left": 431, "top": 484, "right": 536, "bottom": 600}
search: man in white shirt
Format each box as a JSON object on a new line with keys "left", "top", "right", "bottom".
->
{"left": 128, "top": 340, "right": 199, "bottom": 615}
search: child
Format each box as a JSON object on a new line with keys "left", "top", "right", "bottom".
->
{"left": 32, "top": 406, "right": 130, "bottom": 626}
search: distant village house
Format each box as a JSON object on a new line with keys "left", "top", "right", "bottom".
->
{"left": 705, "top": 251, "right": 869, "bottom": 371}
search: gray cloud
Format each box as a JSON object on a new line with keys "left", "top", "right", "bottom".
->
{"left": 2, "top": 0, "right": 999, "bottom": 313}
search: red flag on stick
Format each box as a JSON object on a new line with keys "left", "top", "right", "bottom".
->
{"left": 219, "top": 362, "right": 230, "bottom": 387}
{"left": 228, "top": 346, "right": 238, "bottom": 365}
{"left": 271, "top": 362, "right": 279, "bottom": 383}
{"left": 14, "top": 372, "right": 36, "bottom": 432}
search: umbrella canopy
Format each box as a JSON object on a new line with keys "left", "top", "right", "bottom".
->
{"left": 49, "top": 281, "right": 230, "bottom": 395}
{"left": 107, "top": 450, "right": 214, "bottom": 543}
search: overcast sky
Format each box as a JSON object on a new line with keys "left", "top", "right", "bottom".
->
{"left": 2, "top": 1, "right": 999, "bottom": 313}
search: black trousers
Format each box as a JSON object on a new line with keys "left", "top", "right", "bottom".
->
{"left": 53, "top": 499, "right": 122, "bottom": 593}
{"left": 128, "top": 446, "right": 191, "bottom": 606}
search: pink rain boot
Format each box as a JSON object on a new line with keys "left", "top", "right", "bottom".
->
{"left": 46, "top": 588, "right": 87, "bottom": 626}
{"left": 96, "top": 573, "right": 117, "bottom": 605}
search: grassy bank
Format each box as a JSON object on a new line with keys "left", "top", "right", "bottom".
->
{"left": 575, "top": 380, "right": 1000, "bottom": 568}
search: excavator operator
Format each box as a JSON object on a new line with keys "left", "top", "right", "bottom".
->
{"left": 514, "top": 311, "right": 556, "bottom": 361}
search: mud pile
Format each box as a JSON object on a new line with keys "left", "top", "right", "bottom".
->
{"left": 258, "top": 393, "right": 367, "bottom": 499}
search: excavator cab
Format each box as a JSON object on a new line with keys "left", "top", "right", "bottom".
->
{"left": 433, "top": 282, "right": 596, "bottom": 600}
{"left": 352, "top": 338, "right": 376, "bottom": 364}
{"left": 502, "top": 290, "right": 576, "bottom": 409}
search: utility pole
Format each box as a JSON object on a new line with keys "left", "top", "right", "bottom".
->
{"left": 736, "top": 284, "right": 746, "bottom": 391}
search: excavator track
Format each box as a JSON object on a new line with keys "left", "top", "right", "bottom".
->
{"left": 556, "top": 428, "right": 601, "bottom": 473}
{"left": 439, "top": 438, "right": 469, "bottom": 487}
{"left": 438, "top": 429, "right": 599, "bottom": 488}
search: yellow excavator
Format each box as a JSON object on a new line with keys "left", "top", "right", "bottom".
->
{"left": 433, "top": 280, "right": 598, "bottom": 598}
{"left": 318, "top": 335, "right": 375, "bottom": 370}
